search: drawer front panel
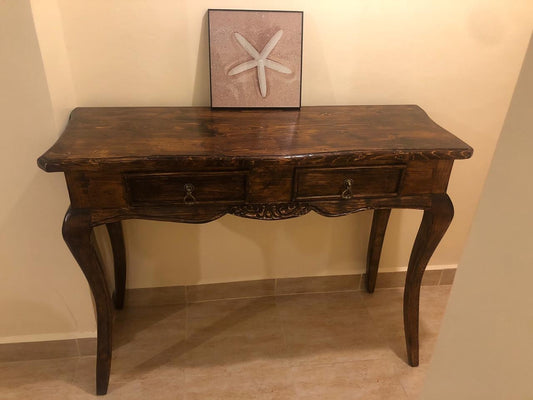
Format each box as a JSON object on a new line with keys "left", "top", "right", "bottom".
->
{"left": 294, "top": 165, "right": 405, "bottom": 201}
{"left": 125, "top": 171, "right": 248, "bottom": 205}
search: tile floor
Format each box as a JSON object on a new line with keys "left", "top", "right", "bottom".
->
{"left": 0, "top": 286, "right": 451, "bottom": 399}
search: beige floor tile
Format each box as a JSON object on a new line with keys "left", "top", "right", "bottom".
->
{"left": 2, "top": 384, "right": 77, "bottom": 400}
{"left": 279, "top": 302, "right": 374, "bottom": 335}
{"left": 0, "top": 358, "right": 78, "bottom": 399}
{"left": 71, "top": 356, "right": 185, "bottom": 399}
{"left": 186, "top": 297, "right": 281, "bottom": 339}
{"left": 285, "top": 335, "right": 396, "bottom": 366}
{"left": 0, "top": 286, "right": 452, "bottom": 399}
{"left": 395, "top": 362, "right": 431, "bottom": 399}
{"left": 290, "top": 359, "right": 408, "bottom": 400}
{"left": 180, "top": 297, "right": 287, "bottom": 376}
{"left": 360, "top": 286, "right": 404, "bottom": 307}
{"left": 0, "top": 357, "right": 78, "bottom": 385}
{"left": 419, "top": 285, "right": 452, "bottom": 309}
{"left": 386, "top": 334, "right": 439, "bottom": 366}
{"left": 279, "top": 292, "right": 395, "bottom": 365}
{"left": 186, "top": 296, "right": 276, "bottom": 317}
{"left": 111, "top": 346, "right": 186, "bottom": 380}
{"left": 103, "top": 304, "right": 189, "bottom": 389}
{"left": 180, "top": 331, "right": 288, "bottom": 376}
{"left": 276, "top": 291, "right": 366, "bottom": 315}
{"left": 113, "top": 325, "right": 187, "bottom": 357}
{"left": 113, "top": 304, "right": 187, "bottom": 350}
{"left": 363, "top": 286, "right": 449, "bottom": 342}
{"left": 184, "top": 365, "right": 296, "bottom": 400}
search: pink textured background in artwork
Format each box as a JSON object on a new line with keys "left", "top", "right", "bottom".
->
{"left": 209, "top": 10, "right": 302, "bottom": 108}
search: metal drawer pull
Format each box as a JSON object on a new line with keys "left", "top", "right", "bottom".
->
{"left": 341, "top": 178, "right": 353, "bottom": 199}
{"left": 183, "top": 183, "right": 196, "bottom": 204}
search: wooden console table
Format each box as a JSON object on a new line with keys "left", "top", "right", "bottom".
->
{"left": 38, "top": 105, "right": 472, "bottom": 395}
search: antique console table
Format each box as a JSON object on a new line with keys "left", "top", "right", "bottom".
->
{"left": 38, "top": 105, "right": 472, "bottom": 395}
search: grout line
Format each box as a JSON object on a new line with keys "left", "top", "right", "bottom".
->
{"left": 124, "top": 269, "right": 456, "bottom": 306}
{"left": 187, "top": 294, "right": 277, "bottom": 304}
{"left": 74, "top": 338, "right": 81, "bottom": 357}
{"left": 276, "top": 289, "right": 360, "bottom": 297}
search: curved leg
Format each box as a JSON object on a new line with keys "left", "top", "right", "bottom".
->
{"left": 366, "top": 209, "right": 391, "bottom": 293}
{"left": 63, "top": 208, "right": 113, "bottom": 395}
{"left": 404, "top": 194, "right": 454, "bottom": 366}
{"left": 106, "top": 222, "right": 126, "bottom": 310}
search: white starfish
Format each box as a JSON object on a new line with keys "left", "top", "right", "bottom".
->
{"left": 228, "top": 30, "right": 292, "bottom": 98}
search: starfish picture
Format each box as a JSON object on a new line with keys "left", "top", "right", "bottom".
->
{"left": 228, "top": 30, "right": 292, "bottom": 98}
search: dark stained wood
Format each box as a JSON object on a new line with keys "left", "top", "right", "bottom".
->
{"left": 125, "top": 171, "right": 248, "bottom": 206}
{"left": 404, "top": 194, "right": 454, "bottom": 366}
{"left": 37, "top": 105, "right": 472, "bottom": 172}
{"left": 37, "top": 106, "right": 472, "bottom": 395}
{"left": 366, "top": 209, "right": 392, "bottom": 293}
{"left": 230, "top": 203, "right": 311, "bottom": 220}
{"left": 62, "top": 209, "right": 113, "bottom": 395}
{"left": 432, "top": 160, "right": 454, "bottom": 192}
{"left": 106, "top": 222, "right": 126, "bottom": 310}
{"left": 310, "top": 195, "right": 432, "bottom": 218}
{"left": 294, "top": 165, "right": 405, "bottom": 201}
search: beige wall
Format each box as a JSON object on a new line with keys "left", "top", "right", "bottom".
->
{"left": 0, "top": 0, "right": 531, "bottom": 342}
{"left": 422, "top": 33, "right": 533, "bottom": 399}
{"left": 0, "top": 0, "right": 93, "bottom": 342}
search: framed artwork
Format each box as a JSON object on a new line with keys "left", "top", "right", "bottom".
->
{"left": 208, "top": 9, "right": 303, "bottom": 108}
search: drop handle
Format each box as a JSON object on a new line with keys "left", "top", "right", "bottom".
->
{"left": 341, "top": 178, "right": 353, "bottom": 199}
{"left": 183, "top": 183, "right": 197, "bottom": 204}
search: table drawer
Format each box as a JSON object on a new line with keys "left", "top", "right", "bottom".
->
{"left": 125, "top": 171, "right": 248, "bottom": 205}
{"left": 293, "top": 165, "right": 405, "bottom": 201}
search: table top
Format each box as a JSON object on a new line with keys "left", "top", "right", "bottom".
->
{"left": 38, "top": 105, "right": 473, "bottom": 172}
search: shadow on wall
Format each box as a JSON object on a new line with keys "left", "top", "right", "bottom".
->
{"left": 123, "top": 220, "right": 202, "bottom": 287}
{"left": 299, "top": 12, "right": 336, "bottom": 104}
{"left": 192, "top": 11, "right": 210, "bottom": 106}
{"left": 217, "top": 211, "right": 373, "bottom": 281}
{"left": 0, "top": 0, "right": 95, "bottom": 339}
{"left": 108, "top": 209, "right": 375, "bottom": 289}
{"left": 380, "top": 209, "right": 423, "bottom": 271}
{"left": 0, "top": 172, "right": 87, "bottom": 338}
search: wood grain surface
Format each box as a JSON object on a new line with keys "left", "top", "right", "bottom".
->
{"left": 38, "top": 106, "right": 472, "bottom": 172}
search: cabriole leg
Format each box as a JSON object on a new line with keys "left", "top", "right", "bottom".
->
{"left": 366, "top": 208, "right": 391, "bottom": 293}
{"left": 106, "top": 222, "right": 126, "bottom": 310}
{"left": 63, "top": 208, "right": 113, "bottom": 395}
{"left": 404, "top": 194, "right": 454, "bottom": 366}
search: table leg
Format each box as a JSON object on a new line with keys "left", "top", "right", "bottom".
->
{"left": 106, "top": 222, "right": 126, "bottom": 310}
{"left": 63, "top": 208, "right": 113, "bottom": 395}
{"left": 404, "top": 194, "right": 453, "bottom": 366}
{"left": 366, "top": 209, "right": 391, "bottom": 293}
